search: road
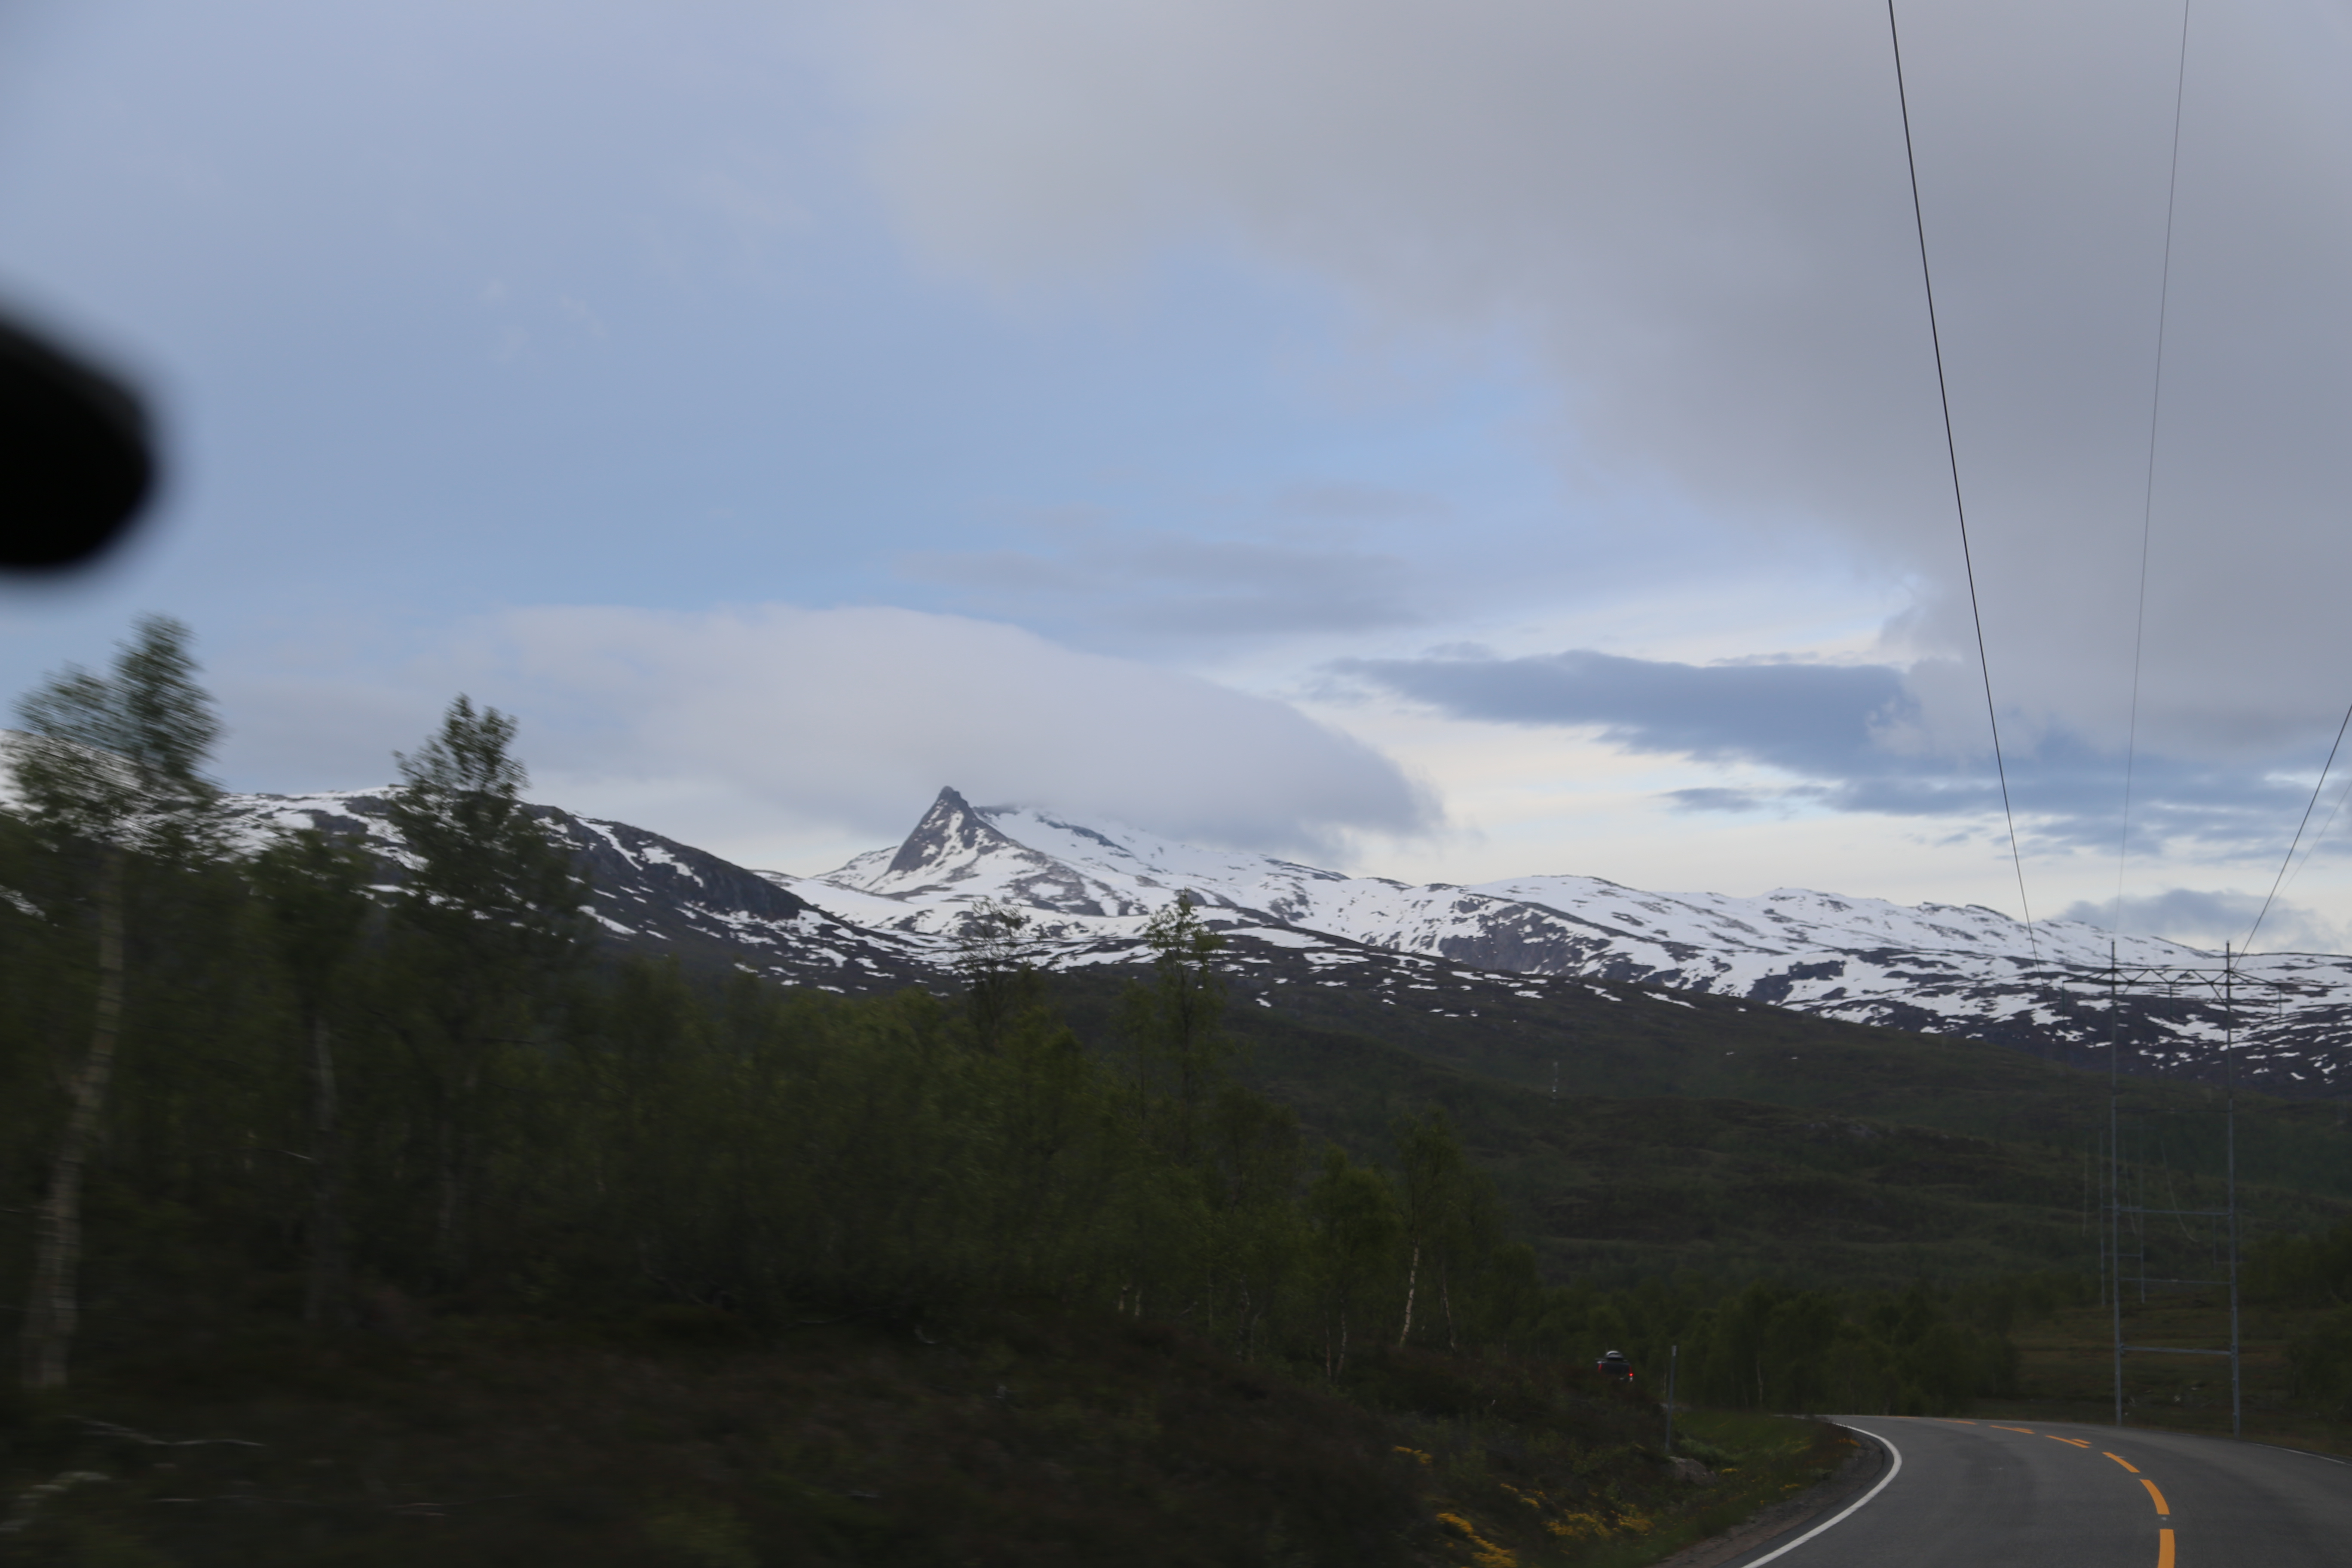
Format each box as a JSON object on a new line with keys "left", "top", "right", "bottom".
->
{"left": 1726, "top": 1416, "right": 2352, "bottom": 1567}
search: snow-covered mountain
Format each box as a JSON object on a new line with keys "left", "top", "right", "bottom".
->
{"left": 785, "top": 787, "right": 2352, "bottom": 1093}
{"left": 214, "top": 791, "right": 936, "bottom": 992}
{"left": 39, "top": 776, "right": 2331, "bottom": 1094}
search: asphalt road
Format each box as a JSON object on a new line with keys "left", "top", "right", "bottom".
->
{"left": 1724, "top": 1416, "right": 2352, "bottom": 1567}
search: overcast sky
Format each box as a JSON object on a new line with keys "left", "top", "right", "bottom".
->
{"left": 5, "top": 0, "right": 2352, "bottom": 952}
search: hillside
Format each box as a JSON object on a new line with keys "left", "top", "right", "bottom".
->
{"left": 206, "top": 778, "right": 2352, "bottom": 1289}
{"left": 212, "top": 782, "right": 2352, "bottom": 1097}
{"left": 1035, "top": 962, "right": 2352, "bottom": 1291}
{"left": 2, "top": 1301, "right": 1859, "bottom": 1568}
{"left": 788, "top": 787, "right": 2352, "bottom": 1095}
{"left": 16, "top": 753, "right": 2352, "bottom": 1566}
{"left": 214, "top": 790, "right": 938, "bottom": 990}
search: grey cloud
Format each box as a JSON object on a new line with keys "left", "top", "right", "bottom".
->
{"left": 2058, "top": 889, "right": 2345, "bottom": 956}
{"left": 1335, "top": 648, "right": 1912, "bottom": 776}
{"left": 854, "top": 1, "right": 2352, "bottom": 766}
{"left": 1663, "top": 787, "right": 1774, "bottom": 815}
{"left": 1336, "top": 646, "right": 2335, "bottom": 860}
{"left": 897, "top": 528, "right": 1425, "bottom": 640}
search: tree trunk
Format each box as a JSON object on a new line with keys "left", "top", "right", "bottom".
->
{"left": 1441, "top": 1262, "right": 1457, "bottom": 1353}
{"left": 21, "top": 847, "right": 126, "bottom": 1391}
{"left": 1398, "top": 1242, "right": 1419, "bottom": 1349}
{"left": 303, "top": 1013, "right": 350, "bottom": 1329}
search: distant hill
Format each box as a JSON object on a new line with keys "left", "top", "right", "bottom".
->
{"left": 787, "top": 786, "right": 2352, "bottom": 1098}
{"left": 215, "top": 790, "right": 937, "bottom": 992}
{"left": 150, "top": 783, "right": 2352, "bottom": 1284}
{"left": 212, "top": 782, "right": 2352, "bottom": 1099}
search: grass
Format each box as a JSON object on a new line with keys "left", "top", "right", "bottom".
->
{"left": 17, "top": 961, "right": 2347, "bottom": 1559}
{"left": 1375, "top": 1405, "right": 1857, "bottom": 1568}
{"left": 1975, "top": 1294, "right": 2352, "bottom": 1458}
{"left": 1, "top": 1308, "right": 1415, "bottom": 1567}
{"left": 1604, "top": 1410, "right": 1861, "bottom": 1568}
{"left": 0, "top": 1301, "right": 1858, "bottom": 1568}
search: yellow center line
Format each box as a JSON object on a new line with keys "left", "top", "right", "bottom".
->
{"left": 2045, "top": 1435, "right": 2092, "bottom": 1449}
{"left": 2104, "top": 1452, "right": 2141, "bottom": 1474}
{"left": 1990, "top": 1424, "right": 2036, "bottom": 1434}
{"left": 2158, "top": 1526, "right": 2175, "bottom": 1568}
{"left": 2141, "top": 1478, "right": 2171, "bottom": 1516}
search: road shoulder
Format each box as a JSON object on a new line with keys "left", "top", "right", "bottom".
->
{"left": 1651, "top": 1423, "right": 1889, "bottom": 1568}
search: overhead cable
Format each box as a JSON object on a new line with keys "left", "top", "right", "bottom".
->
{"left": 2245, "top": 698, "right": 2352, "bottom": 953}
{"left": 2275, "top": 769, "right": 2352, "bottom": 906}
{"left": 1884, "top": 0, "right": 2037, "bottom": 958}
{"left": 2113, "top": 0, "right": 2195, "bottom": 939}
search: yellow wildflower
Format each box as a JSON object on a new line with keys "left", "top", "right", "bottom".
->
{"left": 1437, "top": 1511, "right": 1517, "bottom": 1568}
{"left": 1544, "top": 1511, "right": 1609, "bottom": 1541}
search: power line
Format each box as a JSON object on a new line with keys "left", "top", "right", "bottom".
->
{"left": 1884, "top": 0, "right": 2037, "bottom": 959}
{"left": 2275, "top": 767, "right": 2352, "bottom": 906}
{"left": 2245, "top": 697, "right": 2352, "bottom": 952}
{"left": 2113, "top": 0, "right": 2195, "bottom": 938}
{"left": 2096, "top": 3, "right": 2346, "bottom": 964}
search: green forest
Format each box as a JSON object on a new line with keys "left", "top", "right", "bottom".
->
{"left": 0, "top": 618, "right": 2016, "bottom": 1405}
{"left": 1, "top": 618, "right": 2342, "bottom": 1565}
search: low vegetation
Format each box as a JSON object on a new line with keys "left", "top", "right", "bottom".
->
{"left": 7, "top": 618, "right": 2352, "bottom": 1561}
{"left": 0, "top": 1302, "right": 1869, "bottom": 1568}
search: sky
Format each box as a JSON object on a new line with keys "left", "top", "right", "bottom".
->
{"left": 5, "top": 0, "right": 2352, "bottom": 953}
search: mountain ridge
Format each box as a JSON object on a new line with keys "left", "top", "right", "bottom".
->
{"left": 214, "top": 790, "right": 937, "bottom": 992}
{"left": 781, "top": 787, "right": 2352, "bottom": 1093}
{"left": 100, "top": 780, "right": 2352, "bottom": 1097}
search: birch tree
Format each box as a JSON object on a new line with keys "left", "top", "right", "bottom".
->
{"left": 251, "top": 829, "right": 376, "bottom": 1328}
{"left": 1391, "top": 1110, "right": 1500, "bottom": 1350}
{"left": 1304, "top": 1146, "right": 1400, "bottom": 1380}
{"left": 385, "top": 697, "right": 586, "bottom": 1280}
{"left": 9, "top": 613, "right": 220, "bottom": 1389}
{"left": 1392, "top": 1111, "right": 1462, "bottom": 1348}
{"left": 956, "top": 896, "right": 1045, "bottom": 1053}
{"left": 1121, "top": 892, "right": 1231, "bottom": 1163}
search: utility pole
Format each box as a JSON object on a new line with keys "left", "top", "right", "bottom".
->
{"left": 2227, "top": 943, "right": 2241, "bottom": 1439}
{"left": 2101, "top": 945, "right": 2255, "bottom": 1435}
{"left": 2112, "top": 942, "right": 2124, "bottom": 1427}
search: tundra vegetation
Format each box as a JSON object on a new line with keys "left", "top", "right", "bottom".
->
{"left": 0, "top": 619, "right": 2341, "bottom": 1565}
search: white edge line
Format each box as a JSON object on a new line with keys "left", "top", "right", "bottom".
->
{"left": 2079, "top": 1424, "right": 2352, "bottom": 1469}
{"left": 1738, "top": 1424, "right": 1904, "bottom": 1567}
{"left": 2268, "top": 1446, "right": 2352, "bottom": 1467}
{"left": 2222, "top": 1437, "right": 2352, "bottom": 1468}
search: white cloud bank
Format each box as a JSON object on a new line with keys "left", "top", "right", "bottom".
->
{"left": 2058, "top": 888, "right": 2345, "bottom": 956}
{"left": 215, "top": 603, "right": 1434, "bottom": 870}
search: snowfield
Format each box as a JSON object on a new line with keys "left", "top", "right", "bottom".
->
{"left": 778, "top": 788, "right": 2352, "bottom": 1087}
{"left": 59, "top": 778, "right": 2339, "bottom": 1095}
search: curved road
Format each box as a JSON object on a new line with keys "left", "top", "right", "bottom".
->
{"left": 1726, "top": 1417, "right": 2351, "bottom": 1567}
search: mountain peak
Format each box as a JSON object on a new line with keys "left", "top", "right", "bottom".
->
{"left": 877, "top": 785, "right": 1030, "bottom": 885}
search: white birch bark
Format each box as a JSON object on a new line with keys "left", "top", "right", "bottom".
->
{"left": 20, "top": 848, "right": 125, "bottom": 1390}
